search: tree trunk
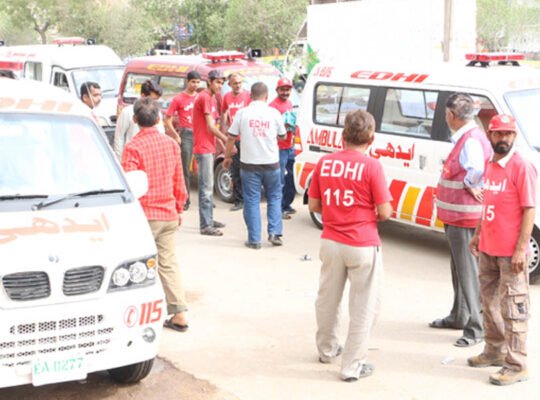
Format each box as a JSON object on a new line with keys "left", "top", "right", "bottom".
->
{"left": 34, "top": 21, "right": 50, "bottom": 44}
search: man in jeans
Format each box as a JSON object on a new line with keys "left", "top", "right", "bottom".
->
{"left": 269, "top": 78, "right": 295, "bottom": 219}
{"left": 122, "top": 98, "right": 189, "bottom": 332}
{"left": 192, "top": 69, "right": 228, "bottom": 236}
{"left": 165, "top": 71, "right": 201, "bottom": 210}
{"left": 223, "top": 82, "right": 286, "bottom": 249}
{"left": 221, "top": 73, "right": 251, "bottom": 211}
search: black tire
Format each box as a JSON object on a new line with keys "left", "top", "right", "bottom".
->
{"left": 214, "top": 160, "right": 234, "bottom": 203}
{"left": 528, "top": 227, "right": 540, "bottom": 282}
{"left": 310, "top": 211, "right": 323, "bottom": 230}
{"left": 108, "top": 358, "right": 154, "bottom": 384}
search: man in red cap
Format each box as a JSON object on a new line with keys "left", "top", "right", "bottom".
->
{"left": 269, "top": 78, "right": 296, "bottom": 219}
{"left": 469, "top": 114, "right": 537, "bottom": 386}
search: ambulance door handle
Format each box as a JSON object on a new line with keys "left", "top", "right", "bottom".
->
{"left": 419, "top": 155, "right": 427, "bottom": 170}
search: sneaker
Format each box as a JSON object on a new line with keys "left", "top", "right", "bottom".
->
{"left": 319, "top": 345, "right": 343, "bottom": 364}
{"left": 230, "top": 203, "right": 243, "bottom": 211}
{"left": 268, "top": 234, "right": 283, "bottom": 246}
{"left": 283, "top": 206, "right": 296, "bottom": 214}
{"left": 489, "top": 367, "right": 528, "bottom": 386}
{"left": 212, "top": 220, "right": 226, "bottom": 228}
{"left": 244, "top": 241, "right": 261, "bottom": 250}
{"left": 467, "top": 353, "right": 505, "bottom": 368}
{"left": 341, "top": 363, "right": 374, "bottom": 382}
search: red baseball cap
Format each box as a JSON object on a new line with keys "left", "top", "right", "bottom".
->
{"left": 488, "top": 114, "right": 516, "bottom": 132}
{"left": 276, "top": 78, "right": 292, "bottom": 89}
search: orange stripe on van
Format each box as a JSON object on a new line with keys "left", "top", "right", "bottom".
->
{"left": 388, "top": 180, "right": 407, "bottom": 218}
{"left": 401, "top": 186, "right": 421, "bottom": 221}
{"left": 415, "top": 187, "right": 435, "bottom": 227}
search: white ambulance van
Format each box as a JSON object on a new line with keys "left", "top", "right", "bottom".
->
{"left": 0, "top": 78, "right": 164, "bottom": 387}
{"left": 293, "top": 53, "right": 540, "bottom": 279}
{"left": 0, "top": 38, "right": 125, "bottom": 143}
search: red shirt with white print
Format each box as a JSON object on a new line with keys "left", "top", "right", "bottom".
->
{"left": 166, "top": 91, "right": 197, "bottom": 129}
{"left": 269, "top": 97, "right": 293, "bottom": 150}
{"left": 308, "top": 149, "right": 392, "bottom": 247}
{"left": 479, "top": 149, "right": 537, "bottom": 257}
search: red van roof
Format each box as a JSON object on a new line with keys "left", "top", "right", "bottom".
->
{"left": 125, "top": 54, "right": 279, "bottom": 79}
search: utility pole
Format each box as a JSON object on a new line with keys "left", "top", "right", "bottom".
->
{"left": 443, "top": 0, "right": 453, "bottom": 62}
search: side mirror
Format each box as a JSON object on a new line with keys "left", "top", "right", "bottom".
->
{"left": 125, "top": 170, "right": 148, "bottom": 199}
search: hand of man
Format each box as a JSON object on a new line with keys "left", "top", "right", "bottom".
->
{"left": 511, "top": 248, "right": 527, "bottom": 273}
{"left": 469, "top": 234, "right": 480, "bottom": 257}
{"left": 466, "top": 187, "right": 483, "bottom": 202}
{"left": 223, "top": 157, "right": 232, "bottom": 170}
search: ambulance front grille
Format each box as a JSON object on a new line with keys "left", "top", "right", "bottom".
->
{"left": 63, "top": 266, "right": 104, "bottom": 296}
{"left": 0, "top": 314, "right": 114, "bottom": 367}
{"left": 2, "top": 271, "right": 50, "bottom": 301}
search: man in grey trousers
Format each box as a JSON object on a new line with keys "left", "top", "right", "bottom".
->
{"left": 431, "top": 93, "right": 493, "bottom": 347}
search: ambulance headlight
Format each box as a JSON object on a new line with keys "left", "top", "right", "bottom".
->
{"left": 111, "top": 267, "right": 130, "bottom": 287}
{"left": 108, "top": 255, "right": 157, "bottom": 292}
{"left": 129, "top": 261, "right": 147, "bottom": 283}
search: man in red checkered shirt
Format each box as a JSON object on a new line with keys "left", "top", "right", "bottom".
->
{"left": 122, "top": 98, "right": 190, "bottom": 332}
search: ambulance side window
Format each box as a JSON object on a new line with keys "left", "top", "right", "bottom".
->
{"left": 314, "top": 84, "right": 371, "bottom": 126}
{"left": 315, "top": 84, "right": 342, "bottom": 125}
{"left": 471, "top": 95, "right": 496, "bottom": 133}
{"left": 381, "top": 89, "right": 438, "bottom": 138}
{"left": 337, "top": 86, "right": 370, "bottom": 125}
{"left": 53, "top": 72, "right": 69, "bottom": 91}
{"left": 24, "top": 62, "right": 42, "bottom": 81}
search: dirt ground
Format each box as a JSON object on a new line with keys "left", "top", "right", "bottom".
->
{"left": 0, "top": 357, "right": 238, "bottom": 400}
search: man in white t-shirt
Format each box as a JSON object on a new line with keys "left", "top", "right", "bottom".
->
{"left": 224, "top": 82, "right": 286, "bottom": 249}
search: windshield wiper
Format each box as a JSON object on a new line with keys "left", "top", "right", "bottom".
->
{"left": 0, "top": 194, "right": 49, "bottom": 200}
{"left": 32, "top": 189, "right": 126, "bottom": 210}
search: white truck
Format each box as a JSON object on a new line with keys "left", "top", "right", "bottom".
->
{"left": 285, "top": 0, "right": 476, "bottom": 81}
{"left": 0, "top": 38, "right": 125, "bottom": 143}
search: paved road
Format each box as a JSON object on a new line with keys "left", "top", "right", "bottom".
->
{"left": 4, "top": 192, "right": 539, "bottom": 399}
{"left": 161, "top": 194, "right": 539, "bottom": 400}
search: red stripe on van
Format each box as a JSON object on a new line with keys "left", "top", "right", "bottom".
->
{"left": 300, "top": 163, "right": 316, "bottom": 190}
{"left": 415, "top": 186, "right": 435, "bottom": 227}
{"left": 389, "top": 179, "right": 407, "bottom": 218}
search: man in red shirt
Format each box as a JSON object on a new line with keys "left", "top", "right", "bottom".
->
{"left": 192, "top": 69, "right": 228, "bottom": 236}
{"left": 122, "top": 98, "right": 189, "bottom": 332}
{"left": 221, "top": 73, "right": 251, "bottom": 211}
{"left": 469, "top": 115, "right": 537, "bottom": 386}
{"left": 308, "top": 109, "right": 392, "bottom": 382}
{"left": 165, "top": 71, "right": 201, "bottom": 210}
{"left": 269, "top": 78, "right": 296, "bottom": 220}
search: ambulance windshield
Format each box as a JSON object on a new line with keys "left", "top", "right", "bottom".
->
{"left": 505, "top": 88, "right": 540, "bottom": 151}
{"left": 0, "top": 114, "right": 125, "bottom": 199}
{"left": 72, "top": 66, "right": 124, "bottom": 97}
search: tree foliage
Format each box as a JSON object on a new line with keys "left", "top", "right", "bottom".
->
{"left": 477, "top": 0, "right": 540, "bottom": 51}
{"left": 223, "top": 0, "right": 307, "bottom": 52}
{"left": 0, "top": 0, "right": 65, "bottom": 43}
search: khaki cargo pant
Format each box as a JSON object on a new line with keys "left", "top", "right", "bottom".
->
{"left": 149, "top": 220, "right": 188, "bottom": 315}
{"left": 315, "top": 239, "right": 383, "bottom": 379}
{"left": 479, "top": 252, "right": 529, "bottom": 371}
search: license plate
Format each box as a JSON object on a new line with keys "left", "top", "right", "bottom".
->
{"left": 32, "top": 354, "right": 86, "bottom": 386}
